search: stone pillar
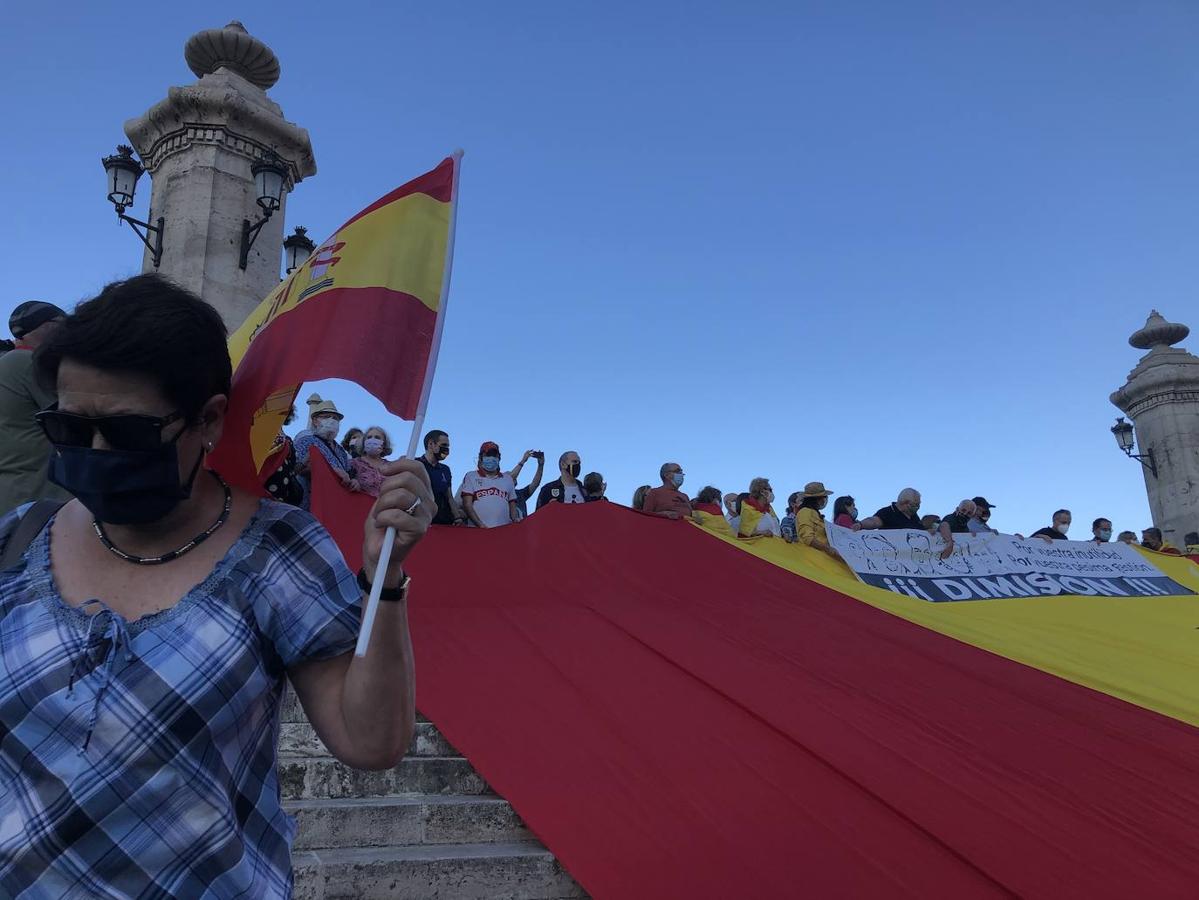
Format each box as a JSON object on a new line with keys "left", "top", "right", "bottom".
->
{"left": 1110, "top": 311, "right": 1199, "bottom": 542}
{"left": 123, "top": 22, "right": 317, "bottom": 331}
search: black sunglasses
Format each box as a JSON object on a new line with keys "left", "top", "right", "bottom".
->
{"left": 36, "top": 406, "right": 186, "bottom": 453}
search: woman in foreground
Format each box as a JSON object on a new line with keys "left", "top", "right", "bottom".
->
{"left": 0, "top": 274, "right": 432, "bottom": 898}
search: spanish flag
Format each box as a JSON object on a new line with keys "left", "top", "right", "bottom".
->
{"left": 211, "top": 155, "right": 460, "bottom": 492}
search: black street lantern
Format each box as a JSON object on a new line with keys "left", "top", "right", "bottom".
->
{"left": 283, "top": 226, "right": 316, "bottom": 274}
{"left": 241, "top": 152, "right": 289, "bottom": 269}
{"left": 102, "top": 145, "right": 143, "bottom": 212}
{"left": 1111, "top": 416, "right": 1157, "bottom": 478}
{"left": 101, "top": 145, "right": 164, "bottom": 268}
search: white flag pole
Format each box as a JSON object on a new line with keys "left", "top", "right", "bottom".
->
{"left": 356, "top": 150, "right": 464, "bottom": 658}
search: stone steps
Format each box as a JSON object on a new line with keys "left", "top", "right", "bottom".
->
{"left": 281, "top": 685, "right": 585, "bottom": 899}
{"left": 278, "top": 755, "right": 489, "bottom": 800}
{"left": 280, "top": 720, "right": 456, "bottom": 759}
{"left": 289, "top": 795, "right": 532, "bottom": 850}
{"left": 291, "top": 842, "right": 586, "bottom": 900}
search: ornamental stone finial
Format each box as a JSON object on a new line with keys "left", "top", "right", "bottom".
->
{"left": 184, "top": 21, "right": 280, "bottom": 89}
{"left": 1129, "top": 310, "right": 1190, "bottom": 351}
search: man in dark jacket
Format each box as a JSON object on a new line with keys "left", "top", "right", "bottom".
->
{"left": 536, "top": 450, "right": 586, "bottom": 509}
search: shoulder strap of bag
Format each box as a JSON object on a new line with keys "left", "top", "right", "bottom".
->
{"left": 0, "top": 499, "right": 66, "bottom": 570}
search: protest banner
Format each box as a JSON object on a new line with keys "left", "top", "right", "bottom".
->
{"left": 827, "top": 524, "right": 1194, "bottom": 601}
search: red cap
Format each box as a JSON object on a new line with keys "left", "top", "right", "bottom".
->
{"left": 479, "top": 441, "right": 500, "bottom": 456}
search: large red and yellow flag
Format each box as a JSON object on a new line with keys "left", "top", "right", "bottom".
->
{"left": 211, "top": 156, "right": 459, "bottom": 492}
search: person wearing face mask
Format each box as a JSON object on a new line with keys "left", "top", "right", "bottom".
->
{"left": 942, "top": 500, "right": 978, "bottom": 534}
{"left": 1032, "top": 509, "right": 1072, "bottom": 542}
{"left": 1087, "top": 517, "right": 1113, "bottom": 544}
{"left": 340, "top": 427, "right": 365, "bottom": 459}
{"left": 832, "top": 495, "right": 861, "bottom": 531}
{"left": 642, "top": 462, "right": 692, "bottom": 520}
{"left": 860, "top": 487, "right": 954, "bottom": 560}
{"left": 350, "top": 426, "right": 393, "bottom": 497}
{"left": 293, "top": 394, "right": 358, "bottom": 506}
{"left": 460, "top": 441, "right": 518, "bottom": 527}
{"left": 793, "top": 482, "right": 841, "bottom": 559}
{"left": 0, "top": 275, "right": 431, "bottom": 898}
{"left": 738, "top": 477, "right": 782, "bottom": 537}
{"left": 535, "top": 450, "right": 586, "bottom": 509}
{"left": 780, "top": 492, "right": 803, "bottom": 542}
{"left": 1140, "top": 527, "right": 1181, "bottom": 554}
{"left": 418, "top": 429, "right": 463, "bottom": 525}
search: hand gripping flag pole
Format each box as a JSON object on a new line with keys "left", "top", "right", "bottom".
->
{"left": 356, "top": 149, "right": 463, "bottom": 658}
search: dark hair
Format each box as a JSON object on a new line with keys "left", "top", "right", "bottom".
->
{"left": 1185, "top": 531, "right": 1198, "bottom": 546}
{"left": 424, "top": 429, "right": 448, "bottom": 450}
{"left": 341, "top": 428, "right": 363, "bottom": 452}
{"left": 1053, "top": 509, "right": 1071, "bottom": 520}
{"left": 833, "top": 495, "right": 856, "bottom": 520}
{"left": 0, "top": 339, "right": 13, "bottom": 354}
{"left": 35, "top": 274, "right": 230, "bottom": 421}
{"left": 1117, "top": 530, "right": 1137, "bottom": 542}
{"left": 735, "top": 492, "right": 750, "bottom": 515}
{"left": 1142, "top": 527, "right": 1163, "bottom": 541}
{"left": 786, "top": 491, "right": 801, "bottom": 513}
{"left": 659, "top": 462, "right": 679, "bottom": 480}
{"left": 799, "top": 495, "right": 824, "bottom": 511}
{"left": 697, "top": 486, "right": 721, "bottom": 505}
{"left": 583, "top": 472, "right": 604, "bottom": 495}
{"left": 1092, "top": 517, "right": 1111, "bottom": 531}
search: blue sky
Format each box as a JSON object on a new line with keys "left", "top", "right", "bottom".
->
{"left": 4, "top": 2, "right": 1197, "bottom": 536}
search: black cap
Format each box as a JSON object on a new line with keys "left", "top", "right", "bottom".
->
{"left": 972, "top": 496, "right": 996, "bottom": 509}
{"left": 9, "top": 301, "right": 66, "bottom": 339}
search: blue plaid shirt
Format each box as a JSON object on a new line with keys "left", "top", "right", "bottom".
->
{"left": 0, "top": 501, "right": 362, "bottom": 898}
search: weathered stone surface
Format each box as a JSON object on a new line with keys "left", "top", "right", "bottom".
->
{"left": 287, "top": 795, "right": 530, "bottom": 849}
{"left": 277, "top": 756, "right": 488, "bottom": 800}
{"left": 291, "top": 843, "right": 586, "bottom": 900}
{"left": 280, "top": 720, "right": 456, "bottom": 759}
{"left": 1111, "top": 310, "right": 1199, "bottom": 543}
{"left": 123, "top": 24, "right": 316, "bottom": 331}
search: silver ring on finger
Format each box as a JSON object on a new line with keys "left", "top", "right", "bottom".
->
{"left": 403, "top": 496, "right": 423, "bottom": 516}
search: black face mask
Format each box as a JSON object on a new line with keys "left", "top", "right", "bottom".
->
{"left": 47, "top": 438, "right": 205, "bottom": 526}
{"left": 566, "top": 462, "right": 581, "bottom": 478}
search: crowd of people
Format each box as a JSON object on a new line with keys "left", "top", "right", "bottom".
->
{"left": 3, "top": 292, "right": 1196, "bottom": 557}
{"left": 0, "top": 275, "right": 1196, "bottom": 896}
{"left": 242, "top": 388, "right": 1198, "bottom": 559}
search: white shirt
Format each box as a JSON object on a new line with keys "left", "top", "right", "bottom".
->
{"left": 754, "top": 513, "right": 781, "bottom": 537}
{"left": 460, "top": 471, "right": 517, "bottom": 527}
{"left": 562, "top": 482, "right": 585, "bottom": 504}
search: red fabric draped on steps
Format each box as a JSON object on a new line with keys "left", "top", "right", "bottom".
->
{"left": 308, "top": 461, "right": 1199, "bottom": 898}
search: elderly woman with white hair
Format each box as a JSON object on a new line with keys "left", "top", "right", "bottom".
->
{"left": 737, "top": 477, "right": 782, "bottom": 538}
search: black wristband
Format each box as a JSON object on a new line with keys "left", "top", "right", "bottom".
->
{"left": 357, "top": 567, "right": 410, "bottom": 602}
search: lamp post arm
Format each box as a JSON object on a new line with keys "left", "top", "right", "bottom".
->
{"left": 117, "top": 212, "right": 164, "bottom": 269}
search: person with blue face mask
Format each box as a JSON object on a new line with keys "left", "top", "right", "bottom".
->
{"left": 459, "top": 441, "right": 518, "bottom": 528}
{"left": 1088, "top": 517, "right": 1114, "bottom": 544}
{"left": 642, "top": 462, "right": 693, "bottom": 521}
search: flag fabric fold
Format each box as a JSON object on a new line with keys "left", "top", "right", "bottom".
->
{"left": 210, "top": 157, "right": 457, "bottom": 494}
